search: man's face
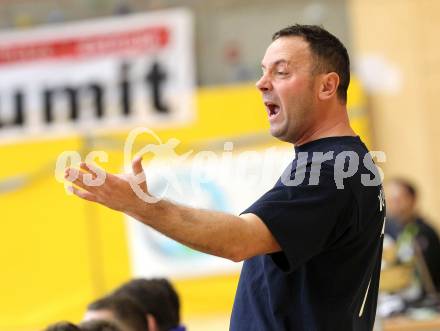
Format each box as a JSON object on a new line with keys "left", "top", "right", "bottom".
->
{"left": 386, "top": 182, "right": 416, "bottom": 224}
{"left": 256, "top": 36, "right": 319, "bottom": 143}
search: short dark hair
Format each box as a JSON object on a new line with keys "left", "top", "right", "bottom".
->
{"left": 80, "top": 320, "right": 121, "bottom": 331}
{"left": 44, "top": 322, "right": 81, "bottom": 331}
{"left": 112, "top": 278, "right": 179, "bottom": 331}
{"left": 272, "top": 24, "right": 350, "bottom": 103}
{"left": 87, "top": 295, "right": 148, "bottom": 331}
{"left": 391, "top": 178, "right": 417, "bottom": 199}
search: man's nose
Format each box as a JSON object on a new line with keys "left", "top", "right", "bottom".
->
{"left": 256, "top": 74, "right": 272, "bottom": 92}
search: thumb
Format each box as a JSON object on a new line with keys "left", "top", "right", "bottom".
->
{"left": 132, "top": 155, "right": 144, "bottom": 175}
{"left": 131, "top": 156, "right": 148, "bottom": 192}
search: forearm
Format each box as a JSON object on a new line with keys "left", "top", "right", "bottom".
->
{"left": 64, "top": 160, "right": 278, "bottom": 260}
{"left": 126, "top": 199, "right": 251, "bottom": 262}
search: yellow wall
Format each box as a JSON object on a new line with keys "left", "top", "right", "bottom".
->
{"left": 348, "top": 0, "right": 440, "bottom": 230}
{"left": 0, "top": 80, "right": 368, "bottom": 331}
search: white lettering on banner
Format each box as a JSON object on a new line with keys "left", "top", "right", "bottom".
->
{"left": 0, "top": 9, "right": 195, "bottom": 142}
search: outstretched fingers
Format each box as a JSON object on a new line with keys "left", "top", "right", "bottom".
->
{"left": 64, "top": 167, "right": 100, "bottom": 193}
{"left": 80, "top": 162, "right": 94, "bottom": 174}
{"left": 68, "top": 185, "right": 99, "bottom": 203}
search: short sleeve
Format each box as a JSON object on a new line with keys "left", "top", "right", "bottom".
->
{"left": 242, "top": 164, "right": 353, "bottom": 272}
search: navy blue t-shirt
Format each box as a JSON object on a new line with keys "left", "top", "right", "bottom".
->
{"left": 230, "top": 136, "right": 385, "bottom": 331}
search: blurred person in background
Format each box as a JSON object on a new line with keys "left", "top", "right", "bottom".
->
{"left": 83, "top": 295, "right": 149, "bottom": 331}
{"left": 65, "top": 24, "right": 385, "bottom": 331}
{"left": 111, "top": 278, "right": 183, "bottom": 331}
{"left": 45, "top": 320, "right": 121, "bottom": 331}
{"left": 385, "top": 178, "right": 440, "bottom": 294}
{"left": 223, "top": 40, "right": 254, "bottom": 83}
{"left": 80, "top": 320, "right": 123, "bottom": 331}
{"left": 45, "top": 322, "right": 81, "bottom": 331}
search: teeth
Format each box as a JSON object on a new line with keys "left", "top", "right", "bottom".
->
{"left": 271, "top": 106, "right": 280, "bottom": 117}
{"left": 264, "top": 101, "right": 279, "bottom": 117}
{"left": 269, "top": 105, "right": 277, "bottom": 115}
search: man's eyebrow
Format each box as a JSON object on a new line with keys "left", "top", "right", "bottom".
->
{"left": 261, "top": 59, "right": 289, "bottom": 69}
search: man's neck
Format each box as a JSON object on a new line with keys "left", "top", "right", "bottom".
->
{"left": 294, "top": 106, "right": 356, "bottom": 146}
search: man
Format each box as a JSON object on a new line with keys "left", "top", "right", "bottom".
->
{"left": 111, "top": 278, "right": 183, "bottom": 331}
{"left": 65, "top": 24, "right": 385, "bottom": 330}
{"left": 385, "top": 178, "right": 440, "bottom": 292}
{"left": 83, "top": 295, "right": 149, "bottom": 331}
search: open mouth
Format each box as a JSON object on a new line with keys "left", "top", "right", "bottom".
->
{"left": 265, "top": 102, "right": 280, "bottom": 119}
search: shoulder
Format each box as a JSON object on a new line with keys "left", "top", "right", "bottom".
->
{"left": 416, "top": 218, "right": 440, "bottom": 237}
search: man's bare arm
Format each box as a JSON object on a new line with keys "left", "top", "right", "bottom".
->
{"left": 65, "top": 157, "right": 280, "bottom": 262}
{"left": 129, "top": 201, "right": 280, "bottom": 262}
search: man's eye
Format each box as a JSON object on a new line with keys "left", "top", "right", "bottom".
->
{"left": 277, "top": 72, "right": 287, "bottom": 75}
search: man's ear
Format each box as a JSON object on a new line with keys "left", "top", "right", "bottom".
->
{"left": 146, "top": 313, "right": 159, "bottom": 331}
{"left": 318, "top": 72, "right": 339, "bottom": 101}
